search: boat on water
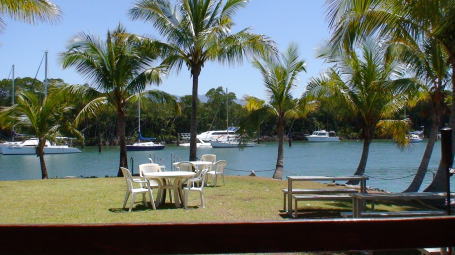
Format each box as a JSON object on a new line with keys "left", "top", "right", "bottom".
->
{"left": 305, "top": 130, "right": 340, "bottom": 142}
{"left": 126, "top": 97, "right": 165, "bottom": 151}
{"left": 408, "top": 133, "right": 423, "bottom": 143}
{"left": 197, "top": 127, "right": 239, "bottom": 142}
{"left": 179, "top": 138, "right": 212, "bottom": 148}
{"left": 210, "top": 136, "right": 256, "bottom": 148}
{"left": 1, "top": 138, "right": 81, "bottom": 155}
{"left": 126, "top": 141, "right": 165, "bottom": 151}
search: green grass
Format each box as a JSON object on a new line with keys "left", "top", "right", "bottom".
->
{"left": 0, "top": 176, "right": 423, "bottom": 224}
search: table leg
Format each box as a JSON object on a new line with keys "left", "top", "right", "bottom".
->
{"left": 173, "top": 178, "right": 182, "bottom": 207}
{"left": 287, "top": 179, "right": 293, "bottom": 216}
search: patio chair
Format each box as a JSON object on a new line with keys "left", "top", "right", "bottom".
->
{"left": 174, "top": 161, "right": 193, "bottom": 172}
{"left": 139, "top": 163, "right": 173, "bottom": 204}
{"left": 120, "top": 167, "right": 156, "bottom": 212}
{"left": 207, "top": 160, "right": 227, "bottom": 186}
{"left": 201, "top": 154, "right": 216, "bottom": 163}
{"left": 183, "top": 167, "right": 210, "bottom": 209}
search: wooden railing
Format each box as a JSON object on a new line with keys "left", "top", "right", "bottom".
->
{"left": 1, "top": 217, "right": 455, "bottom": 254}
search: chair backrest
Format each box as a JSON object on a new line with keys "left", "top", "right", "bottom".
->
{"left": 201, "top": 154, "right": 216, "bottom": 163}
{"left": 190, "top": 167, "right": 210, "bottom": 188}
{"left": 213, "top": 160, "right": 227, "bottom": 174}
{"left": 139, "top": 163, "right": 161, "bottom": 177}
{"left": 120, "top": 167, "right": 134, "bottom": 191}
{"left": 175, "top": 162, "right": 193, "bottom": 172}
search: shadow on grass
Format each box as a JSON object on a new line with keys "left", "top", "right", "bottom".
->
{"left": 279, "top": 208, "right": 349, "bottom": 219}
{"left": 109, "top": 203, "right": 185, "bottom": 213}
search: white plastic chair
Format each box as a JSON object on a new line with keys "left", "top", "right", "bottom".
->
{"left": 207, "top": 160, "right": 227, "bottom": 186}
{"left": 183, "top": 167, "right": 210, "bottom": 209}
{"left": 139, "top": 163, "right": 173, "bottom": 204}
{"left": 201, "top": 154, "right": 216, "bottom": 163}
{"left": 121, "top": 167, "right": 156, "bottom": 212}
{"left": 174, "top": 162, "right": 193, "bottom": 172}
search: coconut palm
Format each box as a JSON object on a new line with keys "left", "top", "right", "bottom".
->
{"left": 326, "top": 0, "right": 455, "bottom": 190}
{"left": 130, "top": 0, "right": 275, "bottom": 161}
{"left": 0, "top": 88, "right": 80, "bottom": 179}
{"left": 248, "top": 44, "right": 315, "bottom": 179}
{"left": 307, "top": 41, "right": 415, "bottom": 184}
{"left": 387, "top": 39, "right": 451, "bottom": 192}
{"left": 0, "top": 0, "right": 60, "bottom": 29}
{"left": 61, "top": 25, "right": 173, "bottom": 177}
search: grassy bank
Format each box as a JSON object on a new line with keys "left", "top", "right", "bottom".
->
{"left": 0, "top": 176, "right": 422, "bottom": 224}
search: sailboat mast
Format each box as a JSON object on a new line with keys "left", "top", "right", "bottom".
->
{"left": 44, "top": 50, "right": 48, "bottom": 97}
{"left": 11, "top": 65, "right": 15, "bottom": 105}
{"left": 226, "top": 87, "right": 229, "bottom": 130}
{"left": 138, "top": 96, "right": 141, "bottom": 142}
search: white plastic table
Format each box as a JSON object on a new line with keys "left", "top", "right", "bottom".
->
{"left": 143, "top": 171, "right": 195, "bottom": 207}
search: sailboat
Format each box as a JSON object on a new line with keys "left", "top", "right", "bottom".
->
{"left": 209, "top": 88, "right": 256, "bottom": 148}
{"left": 1, "top": 54, "right": 81, "bottom": 155}
{"left": 126, "top": 96, "right": 165, "bottom": 151}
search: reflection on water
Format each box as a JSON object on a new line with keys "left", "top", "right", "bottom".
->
{"left": 0, "top": 140, "right": 450, "bottom": 192}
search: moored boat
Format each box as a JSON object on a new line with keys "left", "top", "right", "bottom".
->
{"left": 1, "top": 138, "right": 81, "bottom": 155}
{"left": 126, "top": 141, "right": 165, "bottom": 151}
{"left": 179, "top": 138, "right": 212, "bottom": 148}
{"left": 305, "top": 130, "right": 340, "bottom": 142}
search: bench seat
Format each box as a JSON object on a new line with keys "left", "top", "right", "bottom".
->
{"left": 341, "top": 210, "right": 447, "bottom": 218}
{"left": 283, "top": 188, "right": 357, "bottom": 211}
{"left": 292, "top": 194, "right": 353, "bottom": 218}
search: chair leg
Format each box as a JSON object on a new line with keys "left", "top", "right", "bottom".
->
{"left": 214, "top": 174, "right": 218, "bottom": 187}
{"left": 222, "top": 174, "right": 225, "bottom": 185}
{"left": 149, "top": 190, "right": 156, "bottom": 210}
{"left": 123, "top": 191, "right": 130, "bottom": 209}
{"left": 200, "top": 191, "right": 205, "bottom": 208}
{"left": 129, "top": 193, "right": 136, "bottom": 212}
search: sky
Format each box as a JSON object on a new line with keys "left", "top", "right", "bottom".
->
{"left": 0, "top": 0, "right": 331, "bottom": 100}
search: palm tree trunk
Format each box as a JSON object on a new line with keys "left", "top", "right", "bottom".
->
{"left": 405, "top": 89, "right": 442, "bottom": 192}
{"left": 189, "top": 65, "right": 201, "bottom": 161}
{"left": 348, "top": 137, "right": 372, "bottom": 185}
{"left": 273, "top": 118, "right": 285, "bottom": 179}
{"left": 117, "top": 108, "right": 128, "bottom": 177}
{"left": 424, "top": 65, "right": 455, "bottom": 192}
{"left": 37, "top": 138, "right": 48, "bottom": 179}
{"left": 405, "top": 112, "right": 439, "bottom": 192}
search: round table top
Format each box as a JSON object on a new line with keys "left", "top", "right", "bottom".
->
{"left": 189, "top": 161, "right": 212, "bottom": 165}
{"left": 144, "top": 171, "right": 195, "bottom": 178}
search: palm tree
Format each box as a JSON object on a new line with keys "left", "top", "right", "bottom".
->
{"left": 248, "top": 44, "right": 315, "bottom": 179}
{"left": 130, "top": 0, "right": 275, "bottom": 161}
{"left": 0, "top": 0, "right": 60, "bottom": 29}
{"left": 61, "top": 25, "right": 172, "bottom": 177}
{"left": 326, "top": 0, "right": 455, "bottom": 190}
{"left": 307, "top": 41, "right": 415, "bottom": 184}
{"left": 387, "top": 39, "right": 451, "bottom": 192}
{"left": 0, "top": 88, "right": 80, "bottom": 179}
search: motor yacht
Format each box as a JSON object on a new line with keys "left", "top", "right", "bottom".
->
{"left": 197, "top": 127, "right": 239, "bottom": 142}
{"left": 179, "top": 138, "right": 212, "bottom": 148}
{"left": 210, "top": 136, "right": 256, "bottom": 148}
{"left": 1, "top": 138, "right": 81, "bottom": 155}
{"left": 305, "top": 130, "right": 340, "bottom": 142}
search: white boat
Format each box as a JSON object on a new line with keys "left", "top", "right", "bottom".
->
{"left": 1, "top": 138, "right": 81, "bottom": 155}
{"left": 197, "top": 127, "right": 239, "bottom": 142}
{"left": 0, "top": 141, "right": 22, "bottom": 154}
{"left": 179, "top": 138, "right": 212, "bottom": 148}
{"left": 305, "top": 130, "right": 340, "bottom": 142}
{"left": 409, "top": 134, "right": 423, "bottom": 143}
{"left": 210, "top": 136, "right": 256, "bottom": 148}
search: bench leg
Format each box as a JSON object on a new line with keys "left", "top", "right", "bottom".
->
{"left": 283, "top": 193, "right": 286, "bottom": 212}
{"left": 293, "top": 199, "right": 298, "bottom": 218}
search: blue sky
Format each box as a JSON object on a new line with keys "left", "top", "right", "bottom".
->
{"left": 0, "top": 0, "right": 330, "bottom": 99}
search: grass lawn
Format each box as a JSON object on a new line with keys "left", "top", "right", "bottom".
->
{"left": 0, "top": 176, "right": 424, "bottom": 224}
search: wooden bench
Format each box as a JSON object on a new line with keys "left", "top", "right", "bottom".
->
{"left": 341, "top": 210, "right": 447, "bottom": 218}
{"left": 282, "top": 188, "right": 357, "bottom": 211}
{"left": 292, "top": 194, "right": 353, "bottom": 218}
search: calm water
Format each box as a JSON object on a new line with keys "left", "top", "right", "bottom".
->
{"left": 0, "top": 140, "right": 450, "bottom": 192}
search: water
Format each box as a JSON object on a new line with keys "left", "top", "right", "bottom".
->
{"left": 0, "top": 140, "right": 451, "bottom": 192}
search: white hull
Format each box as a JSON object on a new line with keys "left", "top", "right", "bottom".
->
{"left": 211, "top": 141, "right": 256, "bottom": 148}
{"left": 306, "top": 136, "right": 340, "bottom": 142}
{"left": 179, "top": 143, "right": 212, "bottom": 148}
{"left": 410, "top": 138, "right": 423, "bottom": 143}
{"left": 2, "top": 146, "right": 81, "bottom": 155}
